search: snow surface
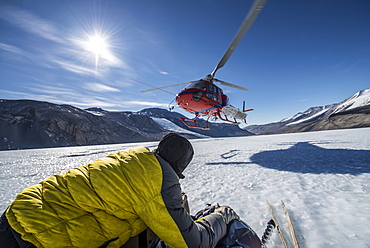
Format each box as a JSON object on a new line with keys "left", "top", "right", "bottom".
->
{"left": 152, "top": 117, "right": 209, "bottom": 138}
{"left": 1, "top": 128, "right": 370, "bottom": 248}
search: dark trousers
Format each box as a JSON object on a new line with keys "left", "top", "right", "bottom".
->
{"left": 0, "top": 212, "right": 36, "bottom": 248}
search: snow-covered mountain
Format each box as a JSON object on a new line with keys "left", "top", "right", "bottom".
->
{"left": 245, "top": 88, "right": 370, "bottom": 134}
{"left": 0, "top": 100, "right": 252, "bottom": 150}
{"left": 2, "top": 88, "right": 368, "bottom": 150}
{"left": 332, "top": 88, "right": 370, "bottom": 113}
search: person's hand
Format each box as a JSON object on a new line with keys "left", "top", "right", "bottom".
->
{"left": 213, "top": 204, "right": 240, "bottom": 224}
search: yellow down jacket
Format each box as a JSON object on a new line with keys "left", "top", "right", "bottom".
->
{"left": 6, "top": 147, "right": 227, "bottom": 248}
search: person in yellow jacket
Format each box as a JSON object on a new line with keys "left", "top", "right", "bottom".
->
{"left": 0, "top": 133, "right": 239, "bottom": 248}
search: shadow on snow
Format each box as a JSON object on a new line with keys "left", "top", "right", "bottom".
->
{"left": 208, "top": 142, "right": 370, "bottom": 175}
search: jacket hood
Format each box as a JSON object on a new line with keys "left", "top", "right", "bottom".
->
{"left": 155, "top": 133, "right": 194, "bottom": 179}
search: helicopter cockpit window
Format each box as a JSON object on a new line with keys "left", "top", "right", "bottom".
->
{"left": 208, "top": 83, "right": 217, "bottom": 93}
{"left": 186, "top": 81, "right": 206, "bottom": 90}
{"left": 207, "top": 83, "right": 219, "bottom": 101}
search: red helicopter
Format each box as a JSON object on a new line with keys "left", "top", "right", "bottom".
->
{"left": 136, "top": 0, "right": 267, "bottom": 129}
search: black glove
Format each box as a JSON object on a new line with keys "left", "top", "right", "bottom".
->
{"left": 213, "top": 204, "right": 240, "bottom": 224}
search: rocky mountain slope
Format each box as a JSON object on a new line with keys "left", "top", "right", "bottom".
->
{"left": 245, "top": 88, "right": 370, "bottom": 134}
{"left": 0, "top": 99, "right": 253, "bottom": 150}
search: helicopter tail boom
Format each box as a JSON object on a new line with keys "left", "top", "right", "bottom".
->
{"left": 221, "top": 105, "right": 248, "bottom": 120}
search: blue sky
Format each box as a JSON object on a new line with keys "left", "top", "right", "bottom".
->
{"left": 0, "top": 0, "right": 369, "bottom": 125}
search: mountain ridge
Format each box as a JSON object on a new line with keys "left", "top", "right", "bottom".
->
{"left": 0, "top": 99, "right": 253, "bottom": 150}
{"left": 245, "top": 88, "right": 370, "bottom": 134}
{"left": 1, "top": 88, "right": 369, "bottom": 150}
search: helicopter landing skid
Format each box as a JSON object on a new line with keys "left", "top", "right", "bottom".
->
{"left": 217, "top": 113, "right": 242, "bottom": 125}
{"left": 180, "top": 117, "right": 210, "bottom": 130}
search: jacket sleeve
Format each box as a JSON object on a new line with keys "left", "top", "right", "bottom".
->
{"left": 140, "top": 155, "right": 227, "bottom": 248}
{"left": 161, "top": 183, "right": 227, "bottom": 248}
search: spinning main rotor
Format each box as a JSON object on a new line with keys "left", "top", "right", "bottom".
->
{"left": 140, "top": 0, "right": 267, "bottom": 93}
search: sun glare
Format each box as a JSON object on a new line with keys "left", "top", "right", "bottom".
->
{"left": 70, "top": 13, "right": 124, "bottom": 74}
{"left": 83, "top": 34, "right": 110, "bottom": 68}
{"left": 87, "top": 35, "right": 107, "bottom": 56}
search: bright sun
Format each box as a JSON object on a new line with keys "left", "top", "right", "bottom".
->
{"left": 74, "top": 26, "right": 122, "bottom": 71}
{"left": 85, "top": 35, "right": 108, "bottom": 68}
{"left": 86, "top": 35, "right": 107, "bottom": 56}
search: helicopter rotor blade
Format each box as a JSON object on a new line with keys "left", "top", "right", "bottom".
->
{"left": 211, "top": 0, "right": 267, "bottom": 77}
{"left": 140, "top": 82, "right": 191, "bottom": 93}
{"left": 131, "top": 78, "right": 176, "bottom": 96}
{"left": 214, "top": 78, "right": 249, "bottom": 91}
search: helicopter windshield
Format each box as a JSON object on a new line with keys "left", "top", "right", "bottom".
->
{"left": 185, "top": 80, "right": 206, "bottom": 90}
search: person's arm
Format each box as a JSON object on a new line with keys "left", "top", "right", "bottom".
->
{"left": 167, "top": 183, "right": 227, "bottom": 248}
{"left": 139, "top": 182, "right": 227, "bottom": 248}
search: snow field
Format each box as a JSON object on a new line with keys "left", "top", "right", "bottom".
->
{"left": 0, "top": 127, "right": 369, "bottom": 247}
{"left": 182, "top": 128, "right": 370, "bottom": 248}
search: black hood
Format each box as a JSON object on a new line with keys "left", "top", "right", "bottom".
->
{"left": 155, "top": 133, "right": 194, "bottom": 179}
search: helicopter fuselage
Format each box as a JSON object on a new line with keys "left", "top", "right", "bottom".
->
{"left": 175, "top": 80, "right": 229, "bottom": 117}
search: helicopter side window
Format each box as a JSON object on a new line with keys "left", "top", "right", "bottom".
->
{"left": 207, "top": 83, "right": 219, "bottom": 101}
{"left": 192, "top": 91, "right": 203, "bottom": 102}
{"left": 208, "top": 83, "right": 216, "bottom": 93}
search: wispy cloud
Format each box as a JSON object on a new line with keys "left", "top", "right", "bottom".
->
{"left": 0, "top": 6, "right": 64, "bottom": 43}
{"left": 0, "top": 87, "right": 117, "bottom": 109}
{"left": 330, "top": 57, "right": 370, "bottom": 75}
{"left": 123, "top": 100, "right": 169, "bottom": 108}
{"left": 83, "top": 82, "right": 121, "bottom": 92}
{"left": 53, "top": 59, "right": 99, "bottom": 76}
{"left": 0, "top": 85, "right": 168, "bottom": 110}
{"left": 115, "top": 80, "right": 134, "bottom": 88}
{"left": 138, "top": 59, "right": 171, "bottom": 77}
{"left": 0, "top": 43, "right": 22, "bottom": 54}
{"left": 24, "top": 85, "right": 78, "bottom": 96}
